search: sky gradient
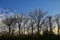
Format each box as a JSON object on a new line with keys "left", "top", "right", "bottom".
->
{"left": 0, "top": 0, "right": 60, "bottom": 16}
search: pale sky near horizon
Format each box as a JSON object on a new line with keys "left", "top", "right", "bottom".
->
{"left": 0, "top": 0, "right": 60, "bottom": 16}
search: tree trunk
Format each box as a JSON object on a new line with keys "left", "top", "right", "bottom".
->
{"left": 49, "top": 22, "right": 52, "bottom": 33}
{"left": 12, "top": 29, "right": 14, "bottom": 36}
{"left": 56, "top": 19, "right": 60, "bottom": 35}
{"left": 49, "top": 17, "right": 52, "bottom": 34}
{"left": 9, "top": 25, "right": 11, "bottom": 34}
{"left": 18, "top": 24, "right": 20, "bottom": 35}
{"left": 58, "top": 25, "right": 60, "bottom": 35}
{"left": 37, "top": 21, "right": 40, "bottom": 34}
{"left": 24, "top": 27, "right": 25, "bottom": 34}
{"left": 58, "top": 21, "right": 60, "bottom": 35}
{"left": 27, "top": 28, "right": 29, "bottom": 34}
{"left": 32, "top": 25, "right": 33, "bottom": 34}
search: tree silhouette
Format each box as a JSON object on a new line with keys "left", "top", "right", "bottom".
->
{"left": 29, "top": 9, "right": 47, "bottom": 34}
{"left": 2, "top": 16, "right": 17, "bottom": 34}
{"left": 15, "top": 14, "right": 26, "bottom": 35}
{"left": 48, "top": 16, "right": 52, "bottom": 34}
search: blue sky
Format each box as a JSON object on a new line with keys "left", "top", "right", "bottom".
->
{"left": 0, "top": 0, "right": 60, "bottom": 16}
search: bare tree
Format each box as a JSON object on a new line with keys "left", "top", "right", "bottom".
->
{"left": 15, "top": 14, "right": 26, "bottom": 35}
{"left": 29, "top": 9, "right": 47, "bottom": 34}
{"left": 2, "top": 16, "right": 17, "bottom": 34}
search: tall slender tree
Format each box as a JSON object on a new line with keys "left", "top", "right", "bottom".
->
{"left": 48, "top": 16, "right": 52, "bottom": 33}
{"left": 29, "top": 19, "right": 35, "bottom": 34}
{"left": 55, "top": 18, "right": 59, "bottom": 35}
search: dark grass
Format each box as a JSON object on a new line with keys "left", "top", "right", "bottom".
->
{"left": 0, "top": 32, "right": 59, "bottom": 40}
